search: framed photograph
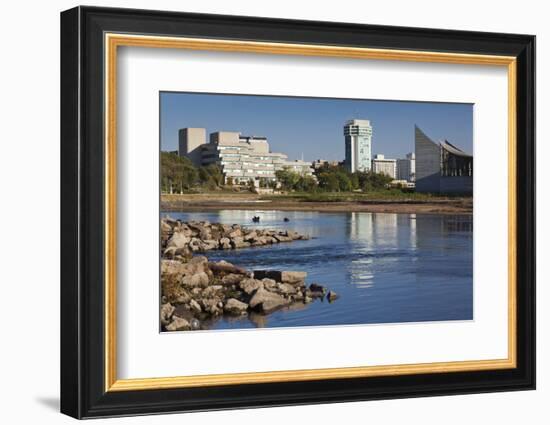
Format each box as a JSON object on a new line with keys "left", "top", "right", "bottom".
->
{"left": 60, "top": 6, "right": 535, "bottom": 419}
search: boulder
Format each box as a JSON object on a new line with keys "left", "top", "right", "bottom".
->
{"left": 202, "top": 285, "right": 223, "bottom": 298}
{"left": 201, "top": 298, "right": 223, "bottom": 315}
{"left": 327, "top": 291, "right": 340, "bottom": 302}
{"left": 261, "top": 278, "right": 278, "bottom": 292}
{"left": 274, "top": 234, "right": 293, "bottom": 243}
{"left": 161, "top": 260, "right": 190, "bottom": 278}
{"left": 224, "top": 298, "right": 249, "bottom": 315}
{"left": 167, "top": 232, "right": 190, "bottom": 249}
{"left": 181, "top": 271, "right": 209, "bottom": 288}
{"left": 202, "top": 239, "right": 219, "bottom": 251}
{"left": 253, "top": 270, "right": 307, "bottom": 284}
{"left": 281, "top": 271, "right": 307, "bottom": 284}
{"left": 160, "top": 303, "right": 175, "bottom": 325}
{"left": 161, "top": 220, "right": 172, "bottom": 234}
{"left": 222, "top": 273, "right": 245, "bottom": 286}
{"left": 231, "top": 236, "right": 250, "bottom": 249}
{"left": 228, "top": 228, "right": 242, "bottom": 238}
{"left": 208, "top": 261, "right": 248, "bottom": 276}
{"left": 189, "top": 299, "right": 202, "bottom": 314}
{"left": 277, "top": 283, "right": 297, "bottom": 295}
{"left": 239, "top": 278, "right": 263, "bottom": 295}
{"left": 219, "top": 237, "right": 231, "bottom": 250}
{"left": 249, "top": 288, "right": 289, "bottom": 314}
{"left": 188, "top": 238, "right": 204, "bottom": 252}
{"left": 243, "top": 231, "right": 257, "bottom": 242}
{"left": 165, "top": 316, "right": 191, "bottom": 331}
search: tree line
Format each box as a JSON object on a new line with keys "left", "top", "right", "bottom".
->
{"left": 276, "top": 163, "right": 393, "bottom": 192}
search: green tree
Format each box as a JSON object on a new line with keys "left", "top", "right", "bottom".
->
{"left": 160, "top": 152, "right": 198, "bottom": 193}
{"left": 317, "top": 172, "right": 339, "bottom": 192}
{"left": 275, "top": 168, "right": 300, "bottom": 191}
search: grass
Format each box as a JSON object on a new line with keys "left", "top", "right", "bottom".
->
{"left": 259, "top": 190, "right": 467, "bottom": 203}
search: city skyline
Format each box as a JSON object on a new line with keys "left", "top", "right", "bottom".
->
{"left": 160, "top": 92, "right": 473, "bottom": 162}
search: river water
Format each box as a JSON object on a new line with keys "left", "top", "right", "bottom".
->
{"left": 164, "top": 210, "right": 473, "bottom": 330}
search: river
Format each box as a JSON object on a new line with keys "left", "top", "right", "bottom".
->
{"left": 164, "top": 210, "right": 473, "bottom": 330}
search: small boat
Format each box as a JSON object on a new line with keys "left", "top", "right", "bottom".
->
{"left": 252, "top": 216, "right": 260, "bottom": 223}
{"left": 283, "top": 217, "right": 290, "bottom": 222}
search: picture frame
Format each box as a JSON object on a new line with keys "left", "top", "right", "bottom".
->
{"left": 60, "top": 5, "right": 535, "bottom": 419}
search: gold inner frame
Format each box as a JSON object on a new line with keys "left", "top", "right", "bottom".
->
{"left": 104, "top": 33, "right": 517, "bottom": 392}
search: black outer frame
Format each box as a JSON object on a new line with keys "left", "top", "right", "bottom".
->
{"left": 60, "top": 5, "right": 536, "bottom": 419}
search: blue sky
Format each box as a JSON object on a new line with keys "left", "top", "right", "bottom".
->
{"left": 160, "top": 92, "right": 473, "bottom": 161}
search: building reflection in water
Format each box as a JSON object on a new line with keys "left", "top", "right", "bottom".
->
{"left": 346, "top": 213, "right": 471, "bottom": 289}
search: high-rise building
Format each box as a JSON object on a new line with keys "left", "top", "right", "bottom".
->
{"left": 371, "top": 154, "right": 397, "bottom": 178}
{"left": 344, "top": 119, "right": 372, "bottom": 172}
{"left": 178, "top": 128, "right": 206, "bottom": 166}
{"left": 396, "top": 152, "right": 416, "bottom": 182}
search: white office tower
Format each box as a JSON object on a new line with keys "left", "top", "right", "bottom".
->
{"left": 344, "top": 119, "right": 372, "bottom": 172}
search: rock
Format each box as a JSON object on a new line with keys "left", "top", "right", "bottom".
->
{"left": 253, "top": 270, "right": 307, "bottom": 284}
{"left": 231, "top": 236, "right": 250, "bottom": 249}
{"left": 189, "top": 238, "right": 204, "bottom": 252}
{"left": 243, "top": 231, "right": 257, "bottom": 242}
{"left": 165, "top": 316, "right": 191, "bottom": 331}
{"left": 287, "top": 230, "right": 300, "bottom": 240}
{"left": 181, "top": 271, "right": 209, "bottom": 288}
{"left": 281, "top": 271, "right": 307, "bottom": 284}
{"left": 201, "top": 298, "right": 223, "bottom": 315}
{"left": 202, "top": 239, "right": 219, "bottom": 250}
{"left": 167, "top": 232, "right": 190, "bottom": 249}
{"left": 189, "top": 299, "right": 202, "bottom": 313}
{"left": 208, "top": 261, "right": 248, "bottom": 276}
{"left": 261, "top": 278, "right": 278, "bottom": 291}
{"left": 172, "top": 305, "right": 195, "bottom": 321}
{"left": 327, "top": 291, "right": 339, "bottom": 302}
{"left": 228, "top": 228, "right": 242, "bottom": 238}
{"left": 160, "top": 303, "right": 175, "bottom": 325}
{"left": 186, "top": 256, "right": 209, "bottom": 274}
{"left": 224, "top": 298, "right": 249, "bottom": 315}
{"left": 239, "top": 278, "right": 263, "bottom": 295}
{"left": 163, "top": 246, "right": 178, "bottom": 258}
{"left": 161, "top": 260, "right": 189, "bottom": 278}
{"left": 202, "top": 285, "right": 223, "bottom": 298}
{"left": 277, "top": 283, "right": 297, "bottom": 295}
{"left": 222, "top": 273, "right": 245, "bottom": 286}
{"left": 219, "top": 237, "right": 231, "bottom": 249}
{"left": 253, "top": 236, "right": 269, "bottom": 246}
{"left": 249, "top": 288, "right": 289, "bottom": 314}
{"left": 274, "top": 234, "right": 293, "bottom": 242}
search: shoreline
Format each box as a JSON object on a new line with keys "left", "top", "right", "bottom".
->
{"left": 161, "top": 194, "right": 473, "bottom": 215}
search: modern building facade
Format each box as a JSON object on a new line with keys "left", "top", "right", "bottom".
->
{"left": 344, "top": 119, "right": 372, "bottom": 173}
{"left": 396, "top": 152, "right": 416, "bottom": 182}
{"left": 415, "top": 125, "right": 473, "bottom": 194}
{"left": 178, "top": 128, "right": 206, "bottom": 166}
{"left": 372, "top": 154, "right": 397, "bottom": 179}
{"left": 178, "top": 128, "right": 314, "bottom": 184}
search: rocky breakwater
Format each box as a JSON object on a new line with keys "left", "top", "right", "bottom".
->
{"left": 161, "top": 217, "right": 310, "bottom": 260}
{"left": 161, "top": 257, "right": 339, "bottom": 331}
